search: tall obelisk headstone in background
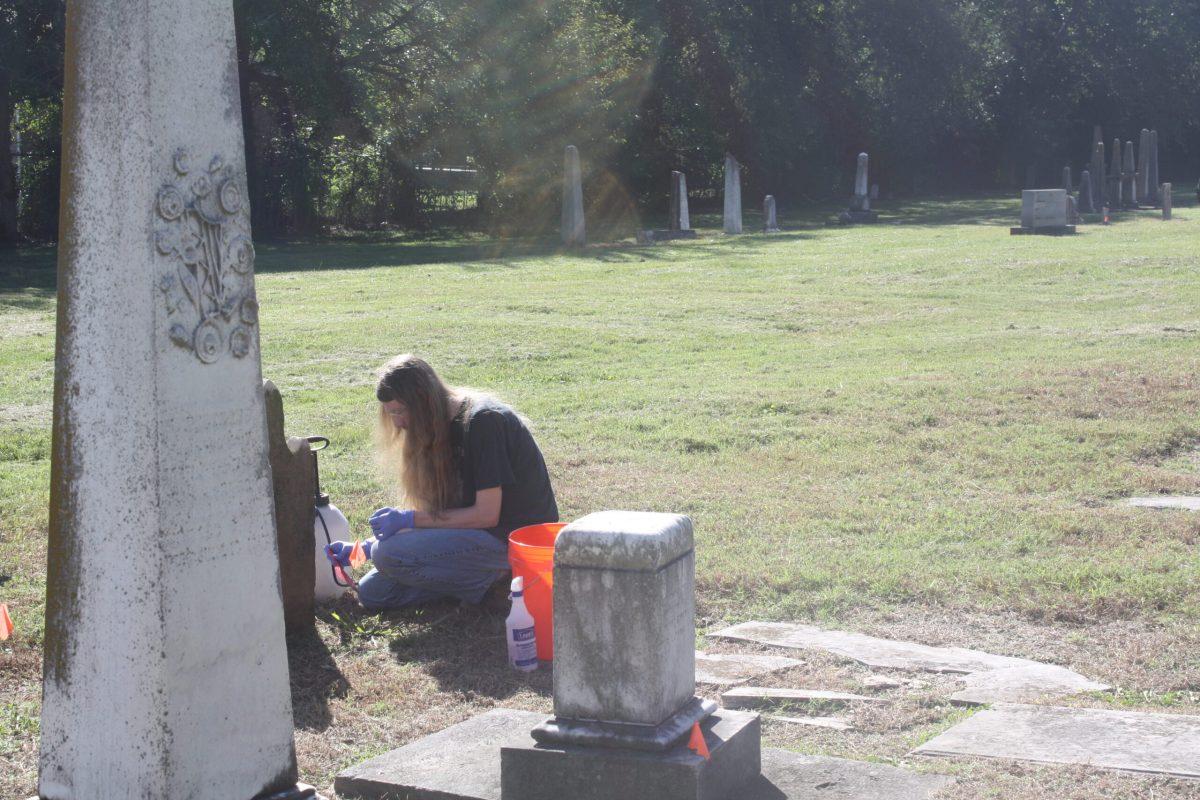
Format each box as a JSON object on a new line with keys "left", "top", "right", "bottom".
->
{"left": 723, "top": 154, "right": 743, "bottom": 234}
{"left": 1122, "top": 139, "right": 1138, "bottom": 208}
{"left": 561, "top": 145, "right": 585, "bottom": 247}
{"left": 41, "top": 1, "right": 305, "bottom": 798}
{"left": 669, "top": 170, "right": 690, "bottom": 232}
{"left": 1108, "top": 137, "right": 1123, "bottom": 209}
{"left": 1092, "top": 139, "right": 1106, "bottom": 208}
{"left": 1062, "top": 166, "right": 1072, "bottom": 192}
{"left": 1078, "top": 170, "right": 1095, "bottom": 213}
{"left": 763, "top": 195, "right": 780, "bottom": 232}
{"left": 1137, "top": 129, "right": 1151, "bottom": 199}
{"left": 1147, "top": 130, "right": 1160, "bottom": 206}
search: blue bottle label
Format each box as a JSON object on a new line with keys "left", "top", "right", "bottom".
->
{"left": 512, "top": 626, "right": 536, "bottom": 643}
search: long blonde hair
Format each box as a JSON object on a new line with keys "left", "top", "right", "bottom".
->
{"left": 374, "top": 354, "right": 471, "bottom": 514}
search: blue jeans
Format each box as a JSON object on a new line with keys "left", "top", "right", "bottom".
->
{"left": 357, "top": 528, "right": 510, "bottom": 611}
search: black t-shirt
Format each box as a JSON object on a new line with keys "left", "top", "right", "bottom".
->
{"left": 450, "top": 398, "right": 559, "bottom": 540}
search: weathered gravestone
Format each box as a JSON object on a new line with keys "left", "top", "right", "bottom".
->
{"left": 1137, "top": 128, "right": 1151, "bottom": 200}
{"left": 1147, "top": 129, "right": 1160, "bottom": 206}
{"left": 1122, "top": 140, "right": 1138, "bottom": 208}
{"left": 1091, "top": 139, "right": 1106, "bottom": 208}
{"left": 763, "top": 195, "right": 780, "bottom": 233}
{"left": 40, "top": 1, "right": 314, "bottom": 798}
{"left": 1011, "top": 189, "right": 1076, "bottom": 235}
{"left": 562, "top": 145, "right": 586, "bottom": 247}
{"left": 724, "top": 154, "right": 744, "bottom": 234}
{"left": 839, "top": 152, "right": 878, "bottom": 224}
{"left": 1108, "top": 137, "right": 1123, "bottom": 209}
{"left": 264, "top": 380, "right": 317, "bottom": 635}
{"left": 503, "top": 511, "right": 759, "bottom": 800}
{"left": 670, "top": 171, "right": 691, "bottom": 232}
{"left": 1162, "top": 183, "right": 1172, "bottom": 220}
{"left": 1078, "top": 170, "right": 1095, "bottom": 214}
{"left": 1062, "top": 166, "right": 1072, "bottom": 192}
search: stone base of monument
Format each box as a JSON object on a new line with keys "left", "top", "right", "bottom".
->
{"left": 837, "top": 210, "right": 878, "bottom": 225}
{"left": 638, "top": 229, "right": 698, "bottom": 244}
{"left": 29, "top": 783, "right": 326, "bottom": 800}
{"left": 1009, "top": 225, "right": 1077, "bottom": 236}
{"left": 504, "top": 709, "right": 760, "bottom": 800}
{"left": 333, "top": 708, "right": 952, "bottom": 800}
{"left": 532, "top": 696, "right": 718, "bottom": 750}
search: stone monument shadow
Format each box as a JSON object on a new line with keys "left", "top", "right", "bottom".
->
{"left": 286, "top": 626, "right": 351, "bottom": 733}
{"left": 380, "top": 603, "right": 555, "bottom": 701}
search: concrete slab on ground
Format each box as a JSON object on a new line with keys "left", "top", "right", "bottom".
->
{"left": 914, "top": 703, "right": 1200, "bottom": 779}
{"left": 744, "top": 749, "right": 954, "bottom": 799}
{"left": 694, "top": 651, "right": 803, "bottom": 686}
{"left": 1123, "top": 495, "right": 1200, "bottom": 511}
{"left": 723, "top": 686, "right": 885, "bottom": 710}
{"left": 333, "top": 708, "right": 546, "bottom": 800}
{"left": 712, "top": 621, "right": 1031, "bottom": 674}
{"left": 949, "top": 663, "right": 1108, "bottom": 706}
{"left": 767, "top": 715, "right": 852, "bottom": 731}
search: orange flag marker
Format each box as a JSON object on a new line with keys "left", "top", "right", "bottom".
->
{"left": 0, "top": 604, "right": 13, "bottom": 641}
{"left": 349, "top": 541, "right": 367, "bottom": 569}
{"left": 686, "top": 721, "right": 710, "bottom": 760}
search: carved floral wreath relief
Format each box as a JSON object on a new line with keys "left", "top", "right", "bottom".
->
{"left": 154, "top": 149, "right": 259, "bottom": 363}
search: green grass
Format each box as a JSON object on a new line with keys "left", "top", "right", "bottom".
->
{"left": 3, "top": 195, "right": 1200, "bottom": 795}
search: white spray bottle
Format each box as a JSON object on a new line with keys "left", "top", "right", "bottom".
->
{"left": 506, "top": 576, "right": 538, "bottom": 672}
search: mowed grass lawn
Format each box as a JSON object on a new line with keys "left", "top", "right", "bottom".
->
{"left": 3, "top": 196, "right": 1200, "bottom": 797}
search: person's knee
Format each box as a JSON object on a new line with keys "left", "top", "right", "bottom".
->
{"left": 356, "top": 572, "right": 391, "bottom": 612}
{"left": 370, "top": 535, "right": 420, "bottom": 575}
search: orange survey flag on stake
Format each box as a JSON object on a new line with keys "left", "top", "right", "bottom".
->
{"left": 349, "top": 541, "right": 367, "bottom": 569}
{"left": 0, "top": 604, "right": 13, "bottom": 641}
{"left": 687, "top": 721, "right": 710, "bottom": 760}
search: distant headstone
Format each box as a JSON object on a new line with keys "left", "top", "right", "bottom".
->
{"left": 839, "top": 152, "right": 878, "bottom": 224}
{"left": 869, "top": 183, "right": 880, "bottom": 201}
{"left": 669, "top": 170, "right": 691, "bottom": 232}
{"left": 1077, "top": 170, "right": 1095, "bottom": 213}
{"left": 723, "top": 154, "right": 743, "bottom": 234}
{"left": 1122, "top": 139, "right": 1138, "bottom": 208}
{"left": 1162, "top": 182, "right": 1172, "bottom": 220}
{"left": 561, "top": 145, "right": 585, "bottom": 247}
{"left": 1012, "top": 189, "right": 1076, "bottom": 235}
{"left": 763, "top": 195, "right": 780, "bottom": 233}
{"left": 264, "top": 380, "right": 317, "bottom": 635}
{"left": 40, "top": 1, "right": 309, "bottom": 798}
{"left": 1147, "top": 129, "right": 1160, "bottom": 206}
{"left": 1137, "top": 128, "right": 1151, "bottom": 200}
{"left": 1061, "top": 165, "right": 1072, "bottom": 192}
{"left": 1109, "top": 137, "right": 1123, "bottom": 209}
{"left": 1091, "top": 139, "right": 1106, "bottom": 208}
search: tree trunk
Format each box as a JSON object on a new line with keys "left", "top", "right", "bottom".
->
{"left": 0, "top": 80, "right": 19, "bottom": 243}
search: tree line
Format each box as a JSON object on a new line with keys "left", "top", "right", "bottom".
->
{"left": 4, "top": 0, "right": 1199, "bottom": 242}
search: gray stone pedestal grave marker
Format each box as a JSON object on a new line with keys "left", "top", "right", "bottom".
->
{"left": 1091, "top": 139, "right": 1106, "bottom": 208}
{"left": 839, "top": 153, "right": 878, "bottom": 224}
{"left": 724, "top": 154, "right": 744, "bottom": 234}
{"left": 763, "top": 195, "right": 780, "bottom": 233}
{"left": 562, "top": 145, "right": 586, "bottom": 247}
{"left": 1011, "top": 189, "right": 1076, "bottom": 235}
{"left": 1078, "top": 170, "right": 1095, "bottom": 213}
{"left": 40, "top": 1, "right": 314, "bottom": 798}
{"left": 1062, "top": 165, "right": 1072, "bottom": 192}
{"left": 1137, "top": 128, "right": 1151, "bottom": 200}
{"left": 1162, "top": 183, "right": 1172, "bottom": 220}
{"left": 503, "top": 511, "right": 760, "bottom": 800}
{"left": 1109, "top": 137, "right": 1123, "bottom": 209}
{"left": 1122, "top": 140, "right": 1138, "bottom": 208}
{"left": 641, "top": 171, "right": 697, "bottom": 243}
{"left": 1147, "top": 129, "right": 1160, "bottom": 205}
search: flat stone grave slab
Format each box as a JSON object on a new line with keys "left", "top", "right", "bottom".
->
{"left": 723, "top": 687, "right": 885, "bottom": 710}
{"left": 914, "top": 703, "right": 1200, "bottom": 779}
{"left": 695, "top": 650, "right": 803, "bottom": 686}
{"left": 768, "top": 715, "right": 852, "bottom": 731}
{"left": 1123, "top": 495, "right": 1200, "bottom": 511}
{"left": 949, "top": 663, "right": 1108, "bottom": 706}
{"left": 334, "top": 708, "right": 546, "bottom": 800}
{"left": 713, "top": 621, "right": 1032, "bottom": 674}
{"left": 744, "top": 749, "right": 954, "bottom": 799}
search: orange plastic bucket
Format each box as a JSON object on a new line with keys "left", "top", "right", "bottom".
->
{"left": 508, "top": 522, "right": 565, "bottom": 661}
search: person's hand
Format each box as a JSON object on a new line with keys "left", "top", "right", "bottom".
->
{"left": 370, "top": 507, "right": 415, "bottom": 540}
{"left": 325, "top": 541, "right": 354, "bottom": 567}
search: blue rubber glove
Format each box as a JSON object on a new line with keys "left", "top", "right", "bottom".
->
{"left": 362, "top": 539, "right": 377, "bottom": 560}
{"left": 325, "top": 541, "right": 354, "bottom": 568}
{"left": 370, "top": 507, "right": 415, "bottom": 540}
